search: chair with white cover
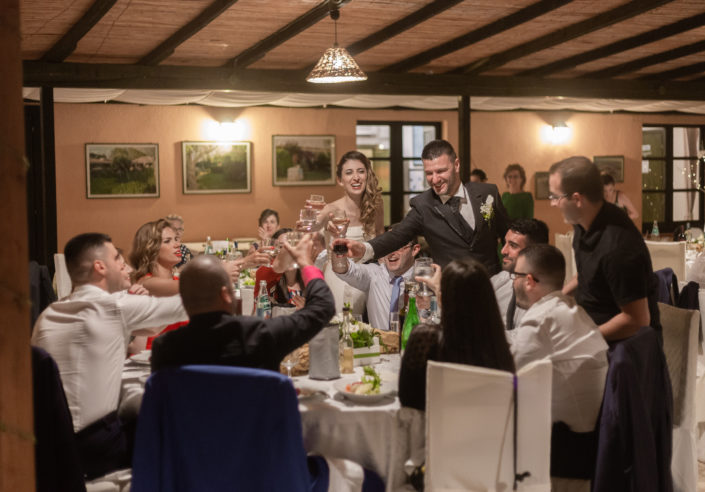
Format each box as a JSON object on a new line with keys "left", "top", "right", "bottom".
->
{"left": 54, "top": 253, "right": 72, "bottom": 299}
{"left": 554, "top": 232, "right": 576, "bottom": 286}
{"left": 424, "top": 360, "right": 552, "bottom": 492}
{"left": 659, "top": 302, "right": 699, "bottom": 492}
{"left": 646, "top": 240, "right": 687, "bottom": 281}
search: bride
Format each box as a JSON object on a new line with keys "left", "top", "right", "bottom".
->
{"left": 316, "top": 151, "right": 383, "bottom": 315}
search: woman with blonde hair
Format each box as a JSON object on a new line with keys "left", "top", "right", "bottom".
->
{"left": 316, "top": 150, "right": 384, "bottom": 314}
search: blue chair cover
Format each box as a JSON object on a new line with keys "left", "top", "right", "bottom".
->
{"left": 132, "top": 365, "right": 326, "bottom": 492}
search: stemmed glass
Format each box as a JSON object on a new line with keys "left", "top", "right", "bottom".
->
{"left": 286, "top": 231, "right": 302, "bottom": 269}
{"left": 414, "top": 258, "right": 434, "bottom": 320}
{"left": 281, "top": 352, "right": 300, "bottom": 378}
{"left": 306, "top": 194, "right": 326, "bottom": 211}
{"left": 260, "top": 238, "right": 277, "bottom": 264}
{"left": 331, "top": 209, "right": 349, "bottom": 238}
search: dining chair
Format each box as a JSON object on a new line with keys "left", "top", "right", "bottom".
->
{"left": 554, "top": 232, "right": 576, "bottom": 286}
{"left": 593, "top": 326, "right": 673, "bottom": 492}
{"left": 131, "top": 365, "right": 330, "bottom": 492}
{"left": 659, "top": 303, "right": 699, "bottom": 492}
{"left": 645, "top": 240, "right": 687, "bottom": 282}
{"left": 424, "top": 360, "right": 552, "bottom": 492}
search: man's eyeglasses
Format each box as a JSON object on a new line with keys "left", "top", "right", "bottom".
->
{"left": 548, "top": 192, "right": 569, "bottom": 202}
{"left": 510, "top": 271, "right": 539, "bottom": 282}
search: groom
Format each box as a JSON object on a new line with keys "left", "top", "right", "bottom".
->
{"left": 339, "top": 139, "right": 509, "bottom": 274}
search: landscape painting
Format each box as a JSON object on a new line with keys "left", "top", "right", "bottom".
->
{"left": 85, "top": 143, "right": 159, "bottom": 198}
{"left": 272, "top": 135, "right": 335, "bottom": 186}
{"left": 182, "top": 141, "right": 251, "bottom": 194}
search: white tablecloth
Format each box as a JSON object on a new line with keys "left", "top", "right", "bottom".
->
{"left": 120, "top": 355, "right": 424, "bottom": 492}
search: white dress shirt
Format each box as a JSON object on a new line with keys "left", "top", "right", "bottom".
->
{"left": 31, "top": 284, "right": 186, "bottom": 431}
{"left": 511, "top": 291, "right": 608, "bottom": 432}
{"left": 335, "top": 260, "right": 414, "bottom": 331}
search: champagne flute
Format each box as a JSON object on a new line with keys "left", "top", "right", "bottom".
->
{"left": 414, "top": 258, "right": 434, "bottom": 295}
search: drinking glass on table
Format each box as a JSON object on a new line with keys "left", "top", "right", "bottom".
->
{"left": 389, "top": 312, "right": 400, "bottom": 333}
{"left": 281, "top": 351, "right": 300, "bottom": 378}
{"left": 298, "top": 208, "right": 318, "bottom": 232}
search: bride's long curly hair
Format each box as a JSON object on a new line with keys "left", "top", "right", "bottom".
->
{"left": 336, "top": 151, "right": 382, "bottom": 240}
{"left": 129, "top": 219, "right": 172, "bottom": 282}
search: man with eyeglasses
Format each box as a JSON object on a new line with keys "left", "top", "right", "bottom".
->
{"left": 548, "top": 156, "right": 659, "bottom": 341}
{"left": 332, "top": 228, "right": 421, "bottom": 332}
{"left": 490, "top": 218, "right": 549, "bottom": 333}
{"left": 510, "top": 244, "right": 608, "bottom": 488}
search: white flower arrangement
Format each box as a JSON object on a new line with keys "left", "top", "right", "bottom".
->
{"left": 480, "top": 195, "right": 494, "bottom": 225}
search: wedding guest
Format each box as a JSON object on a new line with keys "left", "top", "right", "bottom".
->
{"left": 490, "top": 218, "right": 549, "bottom": 332}
{"left": 150, "top": 234, "right": 335, "bottom": 372}
{"left": 511, "top": 244, "right": 608, "bottom": 487}
{"left": 550, "top": 156, "right": 659, "bottom": 340}
{"left": 332, "top": 230, "right": 421, "bottom": 332}
{"left": 165, "top": 214, "right": 193, "bottom": 269}
{"left": 470, "top": 168, "right": 487, "bottom": 182}
{"left": 31, "top": 233, "right": 186, "bottom": 479}
{"left": 502, "top": 163, "right": 534, "bottom": 220}
{"left": 398, "top": 258, "right": 515, "bottom": 411}
{"left": 602, "top": 173, "right": 639, "bottom": 220}
{"left": 338, "top": 140, "right": 508, "bottom": 273}
{"left": 257, "top": 208, "right": 280, "bottom": 242}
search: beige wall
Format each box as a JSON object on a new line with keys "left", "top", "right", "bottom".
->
{"left": 53, "top": 103, "right": 705, "bottom": 253}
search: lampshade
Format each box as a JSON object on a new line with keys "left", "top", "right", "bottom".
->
{"left": 307, "top": 44, "right": 367, "bottom": 83}
{"left": 306, "top": 7, "right": 367, "bottom": 84}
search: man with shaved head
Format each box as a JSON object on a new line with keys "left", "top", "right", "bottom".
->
{"left": 150, "top": 234, "right": 335, "bottom": 372}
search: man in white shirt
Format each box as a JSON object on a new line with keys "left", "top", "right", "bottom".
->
{"left": 510, "top": 244, "right": 608, "bottom": 487}
{"left": 32, "top": 233, "right": 186, "bottom": 479}
{"left": 332, "top": 236, "right": 420, "bottom": 331}
{"left": 490, "top": 218, "right": 548, "bottom": 332}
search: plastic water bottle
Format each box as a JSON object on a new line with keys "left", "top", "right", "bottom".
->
{"left": 255, "top": 280, "right": 271, "bottom": 319}
{"left": 651, "top": 220, "right": 660, "bottom": 238}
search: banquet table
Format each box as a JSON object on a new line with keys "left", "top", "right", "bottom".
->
{"left": 119, "top": 354, "right": 425, "bottom": 492}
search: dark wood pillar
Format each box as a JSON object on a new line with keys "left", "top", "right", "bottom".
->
{"left": 0, "top": 0, "right": 36, "bottom": 489}
{"left": 458, "top": 95, "right": 471, "bottom": 182}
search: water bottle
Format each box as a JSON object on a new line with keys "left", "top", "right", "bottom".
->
{"left": 204, "top": 236, "right": 214, "bottom": 255}
{"left": 651, "top": 220, "right": 659, "bottom": 238}
{"left": 255, "top": 280, "right": 271, "bottom": 319}
{"left": 401, "top": 291, "right": 419, "bottom": 353}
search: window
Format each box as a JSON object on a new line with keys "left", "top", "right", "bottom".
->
{"left": 642, "top": 125, "right": 705, "bottom": 233}
{"left": 356, "top": 122, "right": 441, "bottom": 225}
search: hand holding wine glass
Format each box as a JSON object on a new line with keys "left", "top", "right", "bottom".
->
{"left": 297, "top": 208, "right": 318, "bottom": 232}
{"left": 329, "top": 209, "right": 350, "bottom": 238}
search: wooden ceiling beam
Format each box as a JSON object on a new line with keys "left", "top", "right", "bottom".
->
{"left": 584, "top": 39, "right": 705, "bottom": 78}
{"left": 520, "top": 11, "right": 705, "bottom": 77}
{"left": 228, "top": 0, "right": 351, "bottom": 69}
{"left": 41, "top": 0, "right": 118, "bottom": 62}
{"left": 22, "top": 61, "right": 705, "bottom": 101}
{"left": 345, "top": 0, "right": 463, "bottom": 57}
{"left": 382, "top": 0, "right": 572, "bottom": 73}
{"left": 139, "top": 0, "right": 240, "bottom": 66}
{"left": 453, "top": 0, "right": 675, "bottom": 75}
{"left": 640, "top": 61, "right": 705, "bottom": 80}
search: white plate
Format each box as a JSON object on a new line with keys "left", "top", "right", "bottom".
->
{"left": 129, "top": 350, "right": 151, "bottom": 365}
{"left": 334, "top": 380, "right": 394, "bottom": 404}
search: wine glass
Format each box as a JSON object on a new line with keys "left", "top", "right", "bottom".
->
{"left": 331, "top": 209, "right": 350, "bottom": 238}
{"left": 286, "top": 231, "right": 302, "bottom": 269}
{"left": 306, "top": 194, "right": 326, "bottom": 210}
{"left": 298, "top": 208, "right": 317, "bottom": 232}
{"left": 414, "top": 258, "right": 434, "bottom": 295}
{"left": 260, "top": 238, "right": 277, "bottom": 264}
{"left": 281, "top": 352, "right": 300, "bottom": 378}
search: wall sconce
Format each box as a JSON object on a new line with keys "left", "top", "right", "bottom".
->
{"left": 203, "top": 118, "right": 251, "bottom": 141}
{"left": 540, "top": 122, "right": 572, "bottom": 145}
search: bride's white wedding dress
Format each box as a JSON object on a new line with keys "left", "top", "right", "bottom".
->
{"left": 324, "top": 225, "right": 369, "bottom": 317}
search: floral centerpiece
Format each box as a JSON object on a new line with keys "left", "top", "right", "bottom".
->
{"left": 333, "top": 307, "right": 383, "bottom": 366}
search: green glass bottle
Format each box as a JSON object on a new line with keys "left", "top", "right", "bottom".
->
{"left": 401, "top": 291, "right": 419, "bottom": 352}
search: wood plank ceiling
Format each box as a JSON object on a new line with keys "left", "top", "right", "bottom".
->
{"left": 19, "top": 0, "right": 705, "bottom": 100}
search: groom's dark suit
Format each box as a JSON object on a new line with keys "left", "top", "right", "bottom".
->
{"left": 369, "top": 182, "right": 509, "bottom": 273}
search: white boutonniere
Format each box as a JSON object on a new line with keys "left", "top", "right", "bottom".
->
{"left": 480, "top": 195, "right": 494, "bottom": 225}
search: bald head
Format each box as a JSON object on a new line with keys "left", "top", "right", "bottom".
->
{"left": 179, "top": 255, "right": 233, "bottom": 316}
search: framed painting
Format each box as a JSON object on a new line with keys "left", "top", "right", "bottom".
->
{"left": 534, "top": 171, "right": 550, "bottom": 200}
{"left": 594, "top": 155, "right": 624, "bottom": 182}
{"left": 85, "top": 143, "right": 159, "bottom": 198}
{"left": 182, "top": 141, "right": 251, "bottom": 194}
{"left": 272, "top": 135, "right": 335, "bottom": 186}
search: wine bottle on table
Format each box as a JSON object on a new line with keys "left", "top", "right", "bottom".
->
{"left": 401, "top": 290, "right": 419, "bottom": 353}
{"left": 255, "top": 280, "right": 271, "bottom": 319}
